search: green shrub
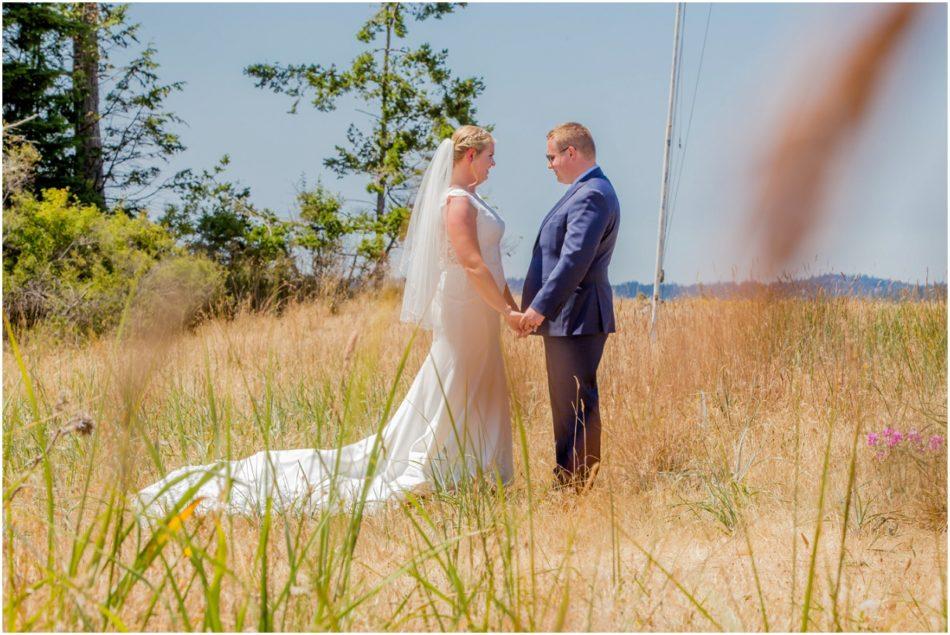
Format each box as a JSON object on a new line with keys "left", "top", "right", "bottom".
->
{"left": 2, "top": 130, "right": 40, "bottom": 207}
{"left": 3, "top": 188, "right": 222, "bottom": 335}
{"left": 133, "top": 255, "right": 225, "bottom": 335}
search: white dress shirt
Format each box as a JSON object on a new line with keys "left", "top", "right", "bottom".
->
{"left": 572, "top": 164, "right": 600, "bottom": 186}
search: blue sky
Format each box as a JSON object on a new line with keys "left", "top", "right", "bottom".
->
{"left": 127, "top": 2, "right": 947, "bottom": 284}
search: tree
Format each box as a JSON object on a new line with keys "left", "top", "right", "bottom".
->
{"left": 245, "top": 2, "right": 485, "bottom": 282}
{"left": 160, "top": 156, "right": 299, "bottom": 311}
{"left": 2, "top": 3, "right": 185, "bottom": 210}
{"left": 94, "top": 4, "right": 187, "bottom": 210}
{"left": 73, "top": 2, "right": 104, "bottom": 204}
{"left": 2, "top": 3, "right": 77, "bottom": 197}
{"left": 2, "top": 119, "right": 42, "bottom": 207}
{"left": 294, "top": 182, "right": 355, "bottom": 280}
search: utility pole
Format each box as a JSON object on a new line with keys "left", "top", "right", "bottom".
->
{"left": 650, "top": 2, "right": 684, "bottom": 341}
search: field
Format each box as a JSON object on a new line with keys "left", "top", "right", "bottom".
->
{"left": 3, "top": 290, "right": 947, "bottom": 631}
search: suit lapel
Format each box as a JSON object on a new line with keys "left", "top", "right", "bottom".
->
{"left": 534, "top": 182, "right": 582, "bottom": 249}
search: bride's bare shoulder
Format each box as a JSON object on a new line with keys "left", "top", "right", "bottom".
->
{"left": 444, "top": 191, "right": 475, "bottom": 215}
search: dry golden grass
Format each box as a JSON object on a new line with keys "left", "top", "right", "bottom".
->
{"left": 3, "top": 290, "right": 946, "bottom": 631}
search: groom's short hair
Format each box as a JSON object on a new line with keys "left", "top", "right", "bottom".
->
{"left": 547, "top": 122, "right": 596, "bottom": 160}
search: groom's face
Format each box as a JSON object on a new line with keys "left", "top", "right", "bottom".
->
{"left": 546, "top": 138, "right": 574, "bottom": 185}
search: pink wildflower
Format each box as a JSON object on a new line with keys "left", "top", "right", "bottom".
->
{"left": 929, "top": 435, "right": 945, "bottom": 452}
{"left": 907, "top": 429, "right": 923, "bottom": 447}
{"left": 879, "top": 426, "right": 903, "bottom": 448}
{"left": 866, "top": 432, "right": 880, "bottom": 447}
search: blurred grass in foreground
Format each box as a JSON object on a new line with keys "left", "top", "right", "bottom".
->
{"left": 3, "top": 291, "right": 946, "bottom": 631}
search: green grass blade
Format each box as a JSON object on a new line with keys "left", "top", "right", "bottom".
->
{"left": 617, "top": 525, "right": 723, "bottom": 631}
{"left": 800, "top": 418, "right": 835, "bottom": 631}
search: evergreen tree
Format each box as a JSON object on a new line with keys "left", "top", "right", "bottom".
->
{"left": 2, "top": 3, "right": 185, "bottom": 210}
{"left": 245, "top": 2, "right": 485, "bottom": 281}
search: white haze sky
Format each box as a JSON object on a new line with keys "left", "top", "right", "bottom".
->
{"left": 126, "top": 2, "right": 948, "bottom": 284}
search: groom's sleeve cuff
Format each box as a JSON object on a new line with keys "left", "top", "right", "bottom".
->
{"left": 528, "top": 299, "right": 555, "bottom": 321}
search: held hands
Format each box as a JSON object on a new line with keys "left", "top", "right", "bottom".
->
{"left": 519, "top": 307, "right": 544, "bottom": 337}
{"left": 503, "top": 307, "right": 544, "bottom": 338}
{"left": 504, "top": 310, "right": 529, "bottom": 336}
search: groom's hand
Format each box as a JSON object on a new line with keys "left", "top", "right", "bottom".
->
{"left": 520, "top": 308, "right": 545, "bottom": 336}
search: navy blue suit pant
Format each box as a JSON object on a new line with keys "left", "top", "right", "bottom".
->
{"left": 541, "top": 333, "right": 608, "bottom": 484}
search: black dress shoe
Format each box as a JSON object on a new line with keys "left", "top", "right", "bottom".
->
{"left": 552, "top": 462, "right": 600, "bottom": 493}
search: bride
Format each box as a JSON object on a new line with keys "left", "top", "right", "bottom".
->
{"left": 136, "top": 125, "right": 525, "bottom": 517}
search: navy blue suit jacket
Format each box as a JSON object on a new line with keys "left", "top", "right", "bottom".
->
{"left": 521, "top": 167, "right": 620, "bottom": 336}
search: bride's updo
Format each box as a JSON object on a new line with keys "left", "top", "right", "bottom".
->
{"left": 451, "top": 125, "right": 493, "bottom": 164}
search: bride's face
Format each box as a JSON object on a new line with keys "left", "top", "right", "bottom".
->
{"left": 470, "top": 142, "right": 496, "bottom": 184}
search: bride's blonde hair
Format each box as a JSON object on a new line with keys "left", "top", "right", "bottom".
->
{"left": 451, "top": 125, "right": 493, "bottom": 164}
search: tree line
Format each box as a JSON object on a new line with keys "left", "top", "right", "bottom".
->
{"left": 3, "top": 2, "right": 484, "bottom": 336}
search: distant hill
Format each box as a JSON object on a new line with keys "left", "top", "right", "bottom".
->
{"left": 506, "top": 274, "right": 947, "bottom": 301}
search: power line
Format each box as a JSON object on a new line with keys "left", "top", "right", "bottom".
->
{"left": 665, "top": 4, "right": 713, "bottom": 259}
{"left": 664, "top": 6, "right": 689, "bottom": 260}
{"left": 664, "top": 5, "right": 687, "bottom": 257}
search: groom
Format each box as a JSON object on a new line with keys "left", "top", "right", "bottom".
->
{"left": 520, "top": 122, "right": 620, "bottom": 490}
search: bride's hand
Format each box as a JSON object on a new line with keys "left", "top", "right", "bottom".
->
{"left": 505, "top": 310, "right": 526, "bottom": 335}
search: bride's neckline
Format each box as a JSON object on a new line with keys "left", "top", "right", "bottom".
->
{"left": 447, "top": 186, "right": 497, "bottom": 215}
{"left": 448, "top": 185, "right": 485, "bottom": 203}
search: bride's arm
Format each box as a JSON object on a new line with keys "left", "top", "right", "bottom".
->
{"left": 445, "top": 196, "right": 514, "bottom": 316}
{"left": 503, "top": 285, "right": 519, "bottom": 312}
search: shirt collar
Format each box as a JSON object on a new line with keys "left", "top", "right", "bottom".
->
{"left": 572, "top": 164, "right": 600, "bottom": 187}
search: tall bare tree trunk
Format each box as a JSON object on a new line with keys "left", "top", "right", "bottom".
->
{"left": 73, "top": 3, "right": 104, "bottom": 205}
{"left": 369, "top": 3, "right": 395, "bottom": 285}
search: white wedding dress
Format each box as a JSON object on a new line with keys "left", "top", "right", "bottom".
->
{"left": 136, "top": 186, "right": 513, "bottom": 517}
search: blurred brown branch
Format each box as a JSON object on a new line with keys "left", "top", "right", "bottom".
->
{"left": 749, "top": 4, "right": 919, "bottom": 275}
